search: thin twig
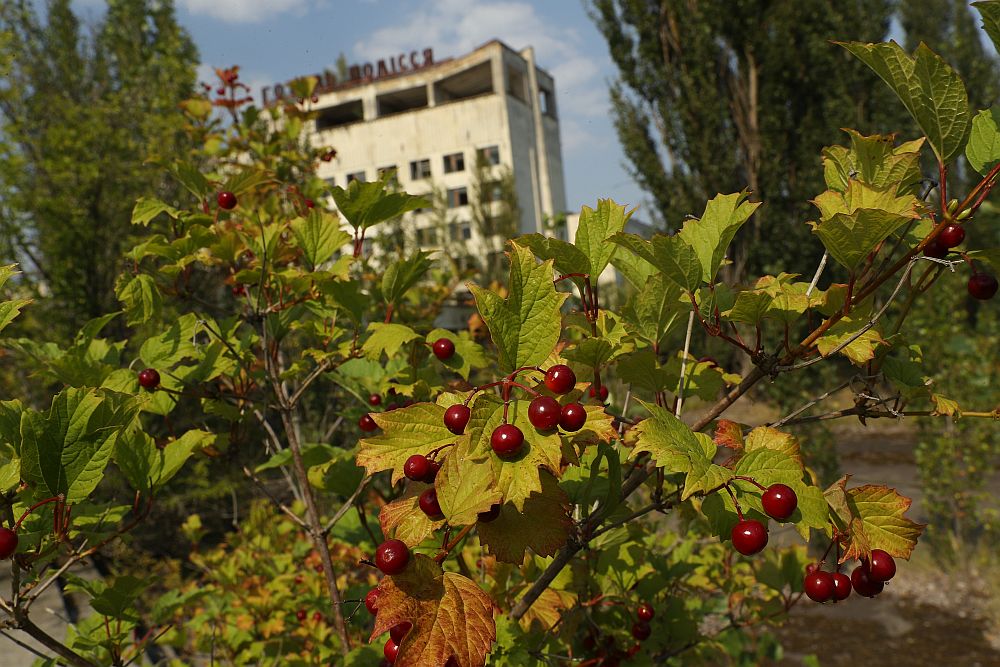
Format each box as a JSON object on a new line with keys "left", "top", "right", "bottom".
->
{"left": 322, "top": 477, "right": 372, "bottom": 535}
{"left": 806, "top": 251, "right": 828, "bottom": 296}
{"left": 675, "top": 311, "right": 696, "bottom": 417}
{"left": 770, "top": 379, "right": 852, "bottom": 428}
{"left": 241, "top": 466, "right": 309, "bottom": 530}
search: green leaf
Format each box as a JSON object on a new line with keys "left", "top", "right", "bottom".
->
{"left": 361, "top": 322, "right": 421, "bottom": 361}
{"left": 973, "top": 2, "right": 1000, "bottom": 57}
{"left": 629, "top": 400, "right": 726, "bottom": 499}
{"left": 844, "top": 484, "right": 925, "bottom": 561}
{"left": 811, "top": 208, "right": 918, "bottom": 272}
{"left": 331, "top": 179, "right": 428, "bottom": 231}
{"left": 574, "top": 199, "right": 634, "bottom": 279}
{"left": 624, "top": 273, "right": 686, "bottom": 347}
{"left": 131, "top": 197, "right": 180, "bottom": 227}
{"left": 616, "top": 349, "right": 672, "bottom": 393}
{"left": 382, "top": 251, "right": 435, "bottom": 306}
{"left": 116, "top": 428, "right": 213, "bottom": 494}
{"left": 477, "top": 472, "right": 571, "bottom": 563}
{"left": 221, "top": 167, "right": 270, "bottom": 196}
{"left": 139, "top": 313, "right": 203, "bottom": 367}
{"left": 677, "top": 192, "right": 760, "bottom": 283}
{"left": 815, "top": 315, "right": 885, "bottom": 365}
{"left": 468, "top": 241, "right": 567, "bottom": 373}
{"left": 167, "top": 160, "right": 211, "bottom": 200}
{"left": 609, "top": 248, "right": 656, "bottom": 290}
{"left": 517, "top": 234, "right": 590, "bottom": 277}
{"left": 356, "top": 402, "right": 457, "bottom": 485}
{"left": 611, "top": 232, "right": 702, "bottom": 291}
{"left": 0, "top": 265, "right": 30, "bottom": 334}
{"left": 437, "top": 446, "right": 502, "bottom": 526}
{"left": 291, "top": 209, "right": 351, "bottom": 270}
{"left": 20, "top": 389, "right": 136, "bottom": 502}
{"left": 461, "top": 394, "right": 564, "bottom": 511}
{"left": 822, "top": 130, "right": 924, "bottom": 193}
{"left": 965, "top": 108, "right": 1000, "bottom": 176}
{"left": 839, "top": 41, "right": 971, "bottom": 164}
{"left": 115, "top": 274, "right": 161, "bottom": 326}
{"left": 0, "top": 442, "right": 20, "bottom": 494}
{"left": 724, "top": 290, "right": 774, "bottom": 325}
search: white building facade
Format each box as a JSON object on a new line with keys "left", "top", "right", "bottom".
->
{"left": 299, "top": 40, "right": 567, "bottom": 268}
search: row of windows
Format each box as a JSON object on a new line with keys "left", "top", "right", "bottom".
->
{"left": 338, "top": 145, "right": 501, "bottom": 186}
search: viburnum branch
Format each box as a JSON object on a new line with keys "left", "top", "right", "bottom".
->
{"left": 322, "top": 476, "right": 371, "bottom": 536}
{"left": 241, "top": 466, "right": 309, "bottom": 530}
{"left": 771, "top": 378, "right": 852, "bottom": 427}
{"left": 435, "top": 523, "right": 475, "bottom": 563}
{"left": 675, "top": 310, "right": 696, "bottom": 417}
{"left": 723, "top": 484, "right": 744, "bottom": 520}
{"left": 806, "top": 251, "right": 828, "bottom": 296}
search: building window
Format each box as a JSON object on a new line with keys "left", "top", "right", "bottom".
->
{"left": 416, "top": 227, "right": 437, "bottom": 246}
{"left": 443, "top": 152, "right": 465, "bottom": 174}
{"left": 451, "top": 221, "right": 472, "bottom": 241}
{"left": 447, "top": 187, "right": 469, "bottom": 208}
{"left": 477, "top": 145, "right": 500, "bottom": 166}
{"left": 539, "top": 87, "right": 556, "bottom": 118}
{"left": 410, "top": 159, "right": 431, "bottom": 180}
{"left": 347, "top": 171, "right": 366, "bottom": 184}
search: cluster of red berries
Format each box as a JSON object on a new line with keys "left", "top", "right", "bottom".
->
{"left": 730, "top": 483, "right": 798, "bottom": 556}
{"left": 631, "top": 602, "right": 654, "bottom": 642}
{"left": 365, "top": 539, "right": 415, "bottom": 663}
{"left": 924, "top": 223, "right": 998, "bottom": 300}
{"left": 803, "top": 549, "right": 896, "bottom": 602}
{"left": 442, "top": 364, "right": 587, "bottom": 460}
{"left": 403, "top": 454, "right": 444, "bottom": 520}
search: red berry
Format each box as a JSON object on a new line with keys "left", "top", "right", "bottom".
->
{"left": 418, "top": 488, "right": 443, "bottom": 519}
{"left": 831, "top": 572, "right": 852, "bottom": 601}
{"left": 404, "top": 454, "right": 431, "bottom": 482}
{"left": 731, "top": 519, "right": 768, "bottom": 555}
{"left": 369, "top": 393, "right": 382, "bottom": 406}
{"left": 636, "top": 603, "right": 654, "bottom": 622}
{"left": 296, "top": 609, "right": 307, "bottom": 621}
{"left": 804, "top": 571, "right": 835, "bottom": 602}
{"left": 375, "top": 539, "right": 410, "bottom": 575}
{"left": 0, "top": 528, "right": 17, "bottom": 559}
{"left": 868, "top": 549, "right": 896, "bottom": 582}
{"left": 588, "top": 385, "right": 609, "bottom": 402}
{"left": 359, "top": 413, "right": 378, "bottom": 432}
{"left": 544, "top": 364, "right": 576, "bottom": 394}
{"left": 137, "top": 368, "right": 160, "bottom": 390}
{"left": 216, "top": 86, "right": 225, "bottom": 95}
{"left": 923, "top": 239, "right": 949, "bottom": 259}
{"left": 559, "top": 403, "right": 587, "bottom": 432}
{"left": 851, "top": 564, "right": 884, "bottom": 597}
{"left": 761, "top": 483, "right": 797, "bottom": 521}
{"left": 422, "top": 459, "right": 441, "bottom": 483}
{"left": 432, "top": 337, "right": 455, "bottom": 360}
{"left": 217, "top": 191, "right": 237, "bottom": 210}
{"left": 365, "top": 587, "right": 381, "bottom": 615}
{"left": 232, "top": 284, "right": 246, "bottom": 297}
{"left": 443, "top": 404, "right": 471, "bottom": 435}
{"left": 384, "top": 638, "right": 399, "bottom": 663}
{"left": 305, "top": 199, "right": 315, "bottom": 208}
{"left": 490, "top": 424, "right": 524, "bottom": 458}
{"left": 528, "top": 395, "right": 561, "bottom": 431}
{"left": 968, "top": 273, "right": 998, "bottom": 300}
{"left": 478, "top": 504, "right": 502, "bottom": 523}
{"left": 390, "top": 622, "right": 411, "bottom": 643}
{"left": 312, "top": 611, "right": 323, "bottom": 622}
{"left": 631, "top": 621, "right": 651, "bottom": 641}
{"left": 938, "top": 223, "right": 965, "bottom": 248}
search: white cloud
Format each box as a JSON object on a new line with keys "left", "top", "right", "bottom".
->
{"left": 353, "top": 0, "right": 608, "bottom": 121}
{"left": 179, "top": 0, "right": 311, "bottom": 23}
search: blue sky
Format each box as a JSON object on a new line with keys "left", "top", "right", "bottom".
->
{"left": 74, "top": 0, "right": 648, "bottom": 217}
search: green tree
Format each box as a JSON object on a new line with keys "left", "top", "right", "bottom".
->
{"left": 590, "top": 0, "right": 905, "bottom": 280}
{"left": 0, "top": 0, "right": 197, "bottom": 338}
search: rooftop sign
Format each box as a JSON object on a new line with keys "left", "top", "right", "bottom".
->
{"left": 262, "top": 48, "right": 435, "bottom": 106}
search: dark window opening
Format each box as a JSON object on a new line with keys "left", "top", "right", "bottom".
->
{"left": 316, "top": 99, "right": 364, "bottom": 130}
{"left": 443, "top": 152, "right": 465, "bottom": 174}
{"left": 477, "top": 145, "right": 500, "bottom": 166}
{"left": 410, "top": 159, "right": 431, "bottom": 180}
{"left": 434, "top": 61, "right": 494, "bottom": 103}
{"left": 376, "top": 85, "right": 429, "bottom": 117}
{"left": 447, "top": 187, "right": 469, "bottom": 208}
{"left": 347, "top": 171, "right": 366, "bottom": 184}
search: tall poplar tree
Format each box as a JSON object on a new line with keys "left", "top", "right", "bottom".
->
{"left": 590, "top": 0, "right": 907, "bottom": 280}
{"left": 0, "top": 0, "right": 198, "bottom": 337}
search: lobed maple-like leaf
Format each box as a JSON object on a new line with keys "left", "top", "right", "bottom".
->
{"left": 743, "top": 426, "right": 801, "bottom": 466}
{"left": 460, "top": 394, "right": 563, "bottom": 511}
{"left": 356, "top": 403, "right": 458, "bottom": 485}
{"left": 436, "top": 445, "right": 502, "bottom": 527}
{"left": 379, "top": 483, "right": 446, "bottom": 547}
{"left": 477, "top": 471, "right": 571, "bottom": 563}
{"left": 824, "top": 477, "right": 925, "bottom": 561}
{"left": 371, "top": 555, "right": 496, "bottom": 667}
